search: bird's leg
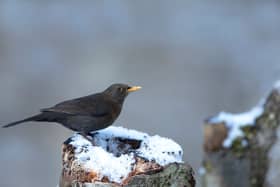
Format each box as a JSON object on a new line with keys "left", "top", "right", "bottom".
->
{"left": 80, "top": 132, "right": 96, "bottom": 146}
{"left": 90, "top": 132, "right": 98, "bottom": 138}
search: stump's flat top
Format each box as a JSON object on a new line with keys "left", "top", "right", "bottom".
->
{"left": 65, "top": 126, "right": 183, "bottom": 184}
{"left": 208, "top": 105, "right": 263, "bottom": 148}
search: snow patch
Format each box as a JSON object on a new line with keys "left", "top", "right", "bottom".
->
{"left": 198, "top": 167, "right": 206, "bottom": 176}
{"left": 96, "top": 126, "right": 148, "bottom": 140}
{"left": 70, "top": 134, "right": 135, "bottom": 183}
{"left": 209, "top": 106, "right": 263, "bottom": 148}
{"left": 273, "top": 80, "right": 280, "bottom": 90}
{"left": 69, "top": 126, "right": 183, "bottom": 183}
{"left": 137, "top": 135, "right": 183, "bottom": 166}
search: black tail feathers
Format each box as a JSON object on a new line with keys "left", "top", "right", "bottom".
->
{"left": 2, "top": 115, "right": 41, "bottom": 128}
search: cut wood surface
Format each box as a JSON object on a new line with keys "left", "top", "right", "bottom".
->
{"left": 59, "top": 126, "right": 195, "bottom": 187}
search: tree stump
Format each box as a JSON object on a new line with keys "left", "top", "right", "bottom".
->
{"left": 201, "top": 82, "right": 280, "bottom": 187}
{"left": 59, "top": 126, "right": 195, "bottom": 187}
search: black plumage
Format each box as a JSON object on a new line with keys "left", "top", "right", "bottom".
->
{"left": 3, "top": 84, "right": 141, "bottom": 139}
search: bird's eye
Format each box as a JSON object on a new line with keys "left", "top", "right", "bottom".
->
{"left": 119, "top": 87, "right": 123, "bottom": 92}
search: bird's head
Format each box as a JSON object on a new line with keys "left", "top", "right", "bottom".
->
{"left": 104, "top": 84, "right": 141, "bottom": 103}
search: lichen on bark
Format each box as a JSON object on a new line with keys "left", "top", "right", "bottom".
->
{"left": 202, "top": 86, "right": 280, "bottom": 187}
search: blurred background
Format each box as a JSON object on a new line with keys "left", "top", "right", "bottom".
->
{"left": 0, "top": 1, "right": 280, "bottom": 186}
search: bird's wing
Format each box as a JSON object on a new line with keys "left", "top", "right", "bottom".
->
{"left": 41, "top": 94, "right": 115, "bottom": 117}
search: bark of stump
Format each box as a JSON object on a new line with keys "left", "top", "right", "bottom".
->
{"left": 201, "top": 85, "right": 280, "bottom": 187}
{"left": 60, "top": 163, "right": 195, "bottom": 187}
{"left": 59, "top": 130, "right": 195, "bottom": 187}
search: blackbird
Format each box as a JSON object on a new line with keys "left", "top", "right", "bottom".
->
{"left": 2, "top": 84, "right": 141, "bottom": 140}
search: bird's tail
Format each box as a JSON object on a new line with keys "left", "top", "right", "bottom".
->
{"left": 2, "top": 114, "right": 42, "bottom": 128}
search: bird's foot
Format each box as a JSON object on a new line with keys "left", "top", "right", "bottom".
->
{"left": 80, "top": 133, "right": 96, "bottom": 146}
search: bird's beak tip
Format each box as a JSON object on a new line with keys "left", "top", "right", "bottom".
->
{"left": 127, "top": 86, "right": 142, "bottom": 92}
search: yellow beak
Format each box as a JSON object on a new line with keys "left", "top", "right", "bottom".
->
{"left": 127, "top": 86, "right": 142, "bottom": 92}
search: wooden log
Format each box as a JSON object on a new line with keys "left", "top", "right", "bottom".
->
{"left": 59, "top": 127, "right": 195, "bottom": 187}
{"left": 60, "top": 163, "right": 195, "bottom": 187}
{"left": 201, "top": 83, "right": 280, "bottom": 187}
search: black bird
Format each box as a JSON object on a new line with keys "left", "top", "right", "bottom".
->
{"left": 3, "top": 84, "right": 141, "bottom": 140}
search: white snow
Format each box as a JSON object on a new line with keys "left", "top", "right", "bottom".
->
{"left": 137, "top": 135, "right": 183, "bottom": 166}
{"left": 69, "top": 126, "right": 183, "bottom": 184}
{"left": 198, "top": 167, "right": 206, "bottom": 176}
{"left": 274, "top": 80, "right": 280, "bottom": 90}
{"left": 70, "top": 134, "right": 135, "bottom": 183}
{"left": 96, "top": 126, "right": 148, "bottom": 140}
{"left": 209, "top": 106, "right": 263, "bottom": 148}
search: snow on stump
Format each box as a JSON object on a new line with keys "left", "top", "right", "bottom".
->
{"left": 59, "top": 126, "right": 195, "bottom": 187}
{"left": 201, "top": 82, "right": 280, "bottom": 187}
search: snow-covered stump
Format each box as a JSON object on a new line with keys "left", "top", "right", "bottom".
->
{"left": 59, "top": 127, "right": 195, "bottom": 187}
{"left": 201, "top": 83, "right": 280, "bottom": 187}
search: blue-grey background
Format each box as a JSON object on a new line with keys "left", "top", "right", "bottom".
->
{"left": 0, "top": 1, "right": 280, "bottom": 187}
